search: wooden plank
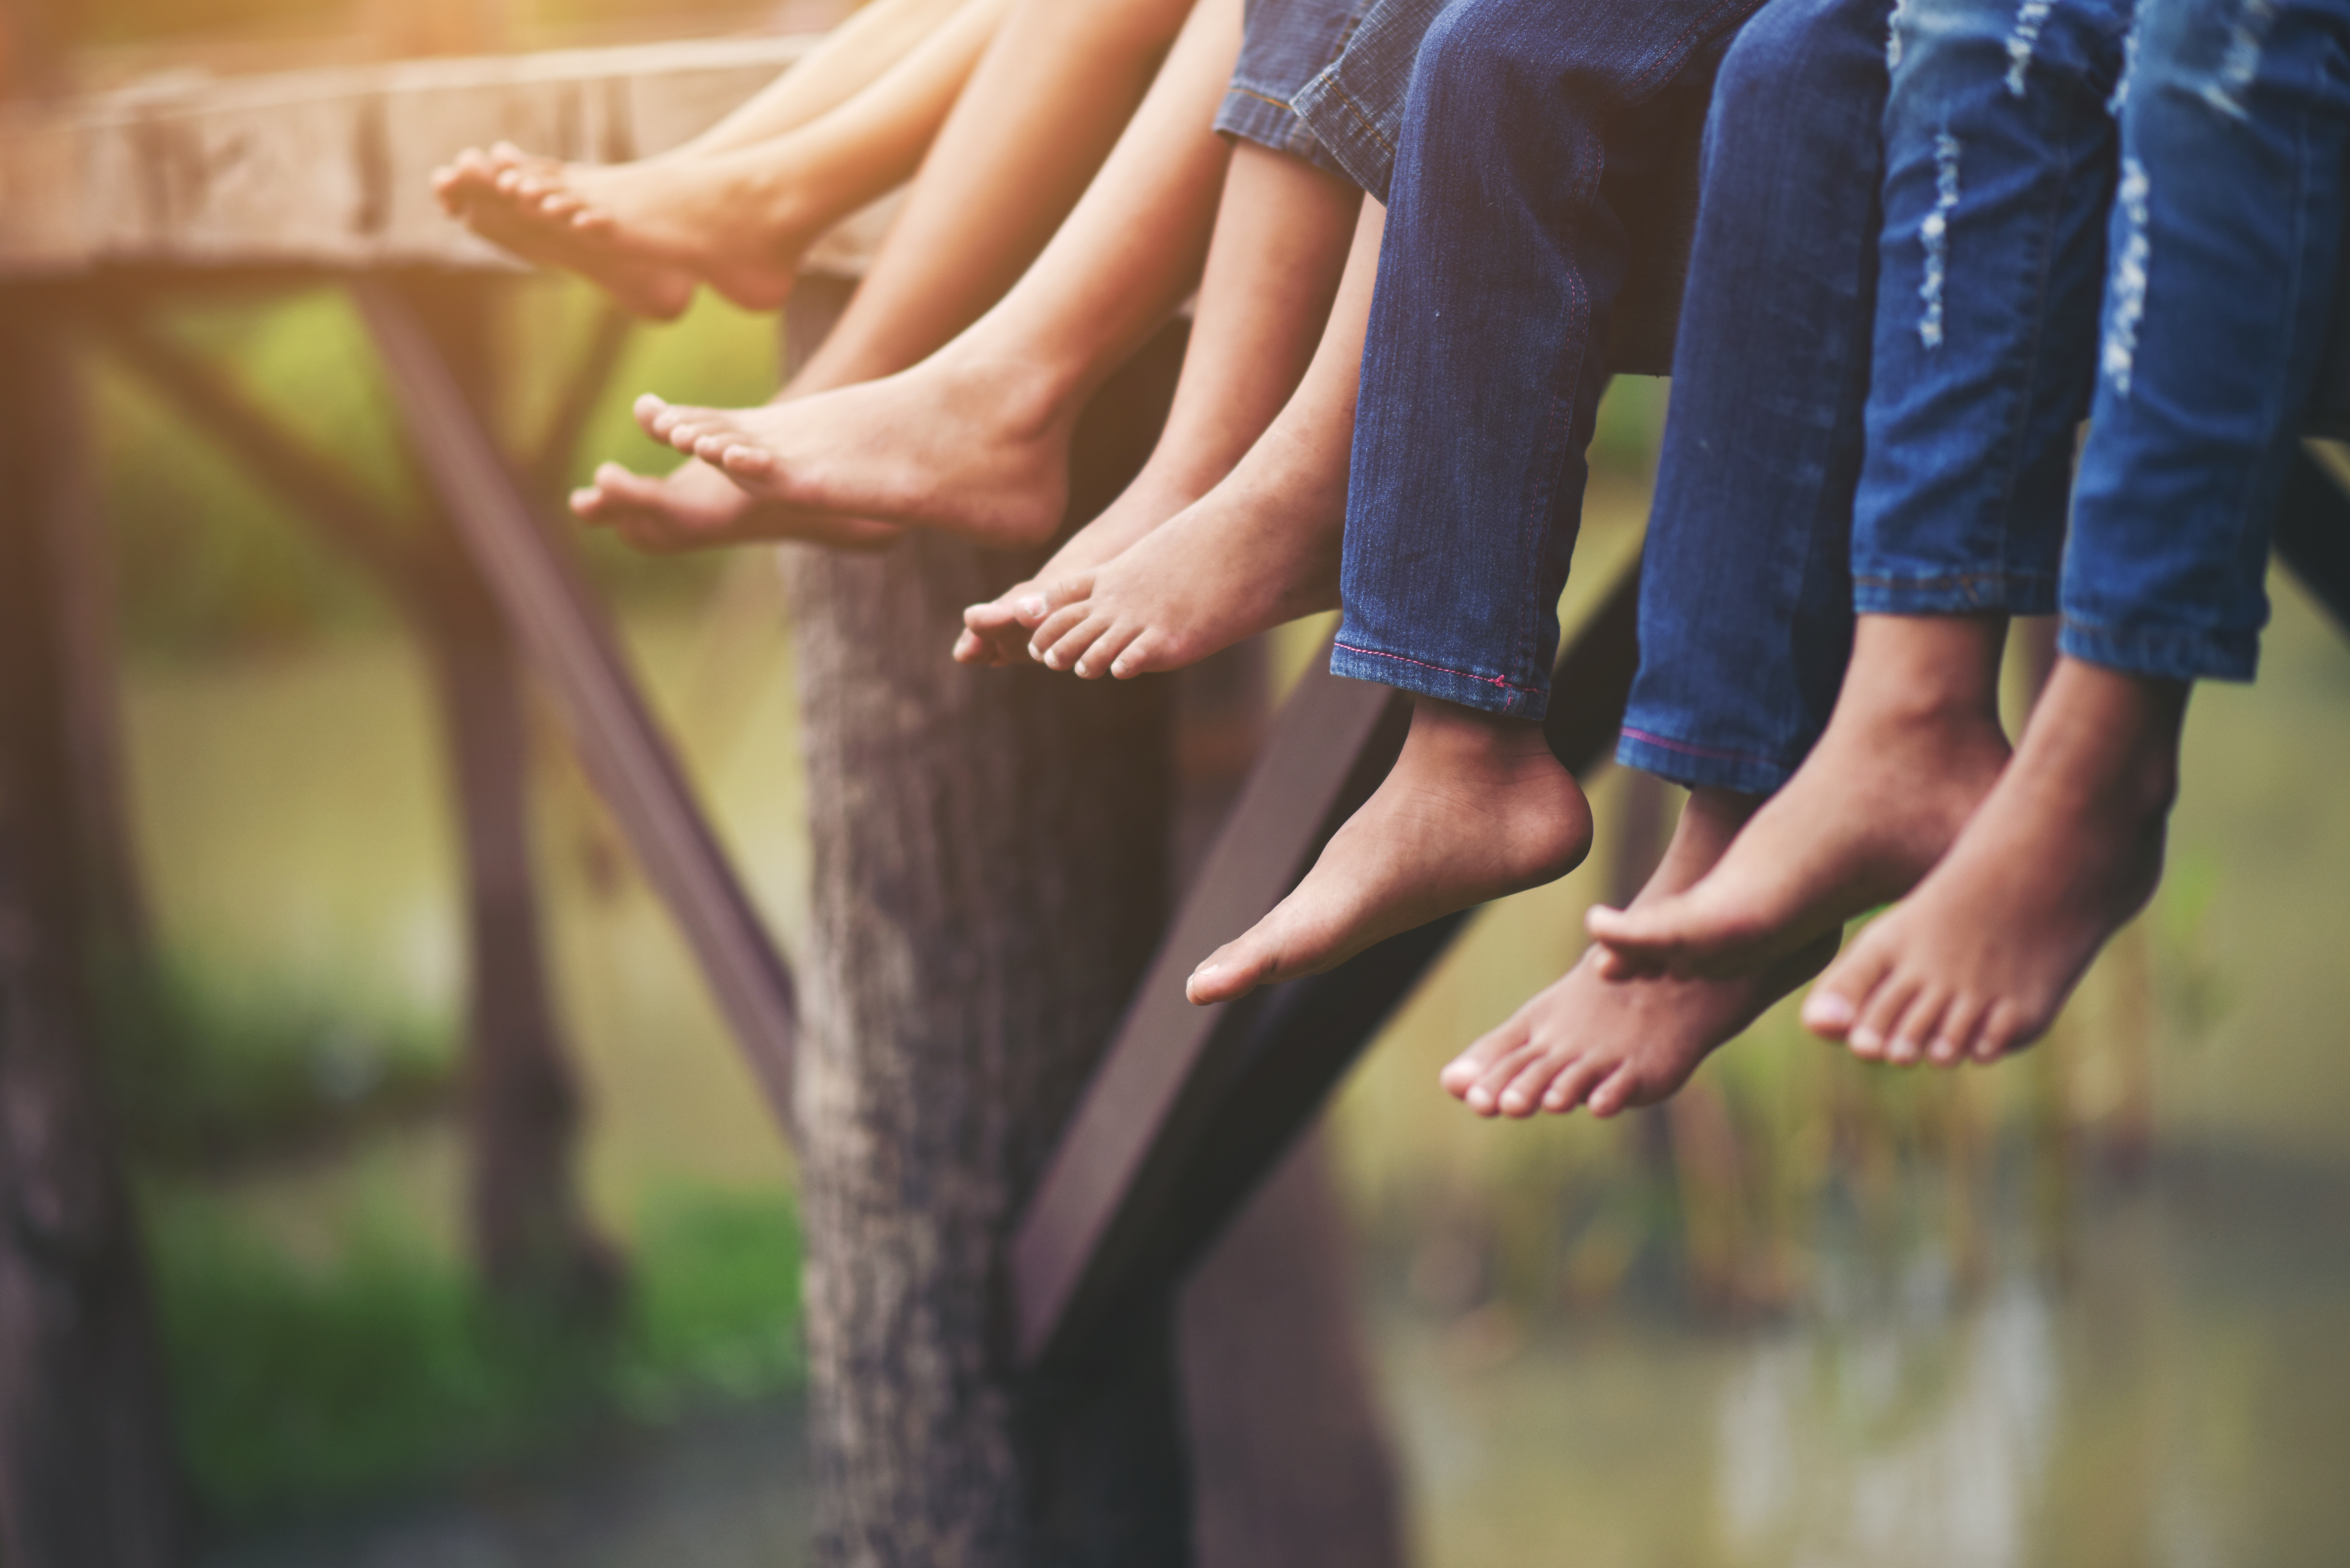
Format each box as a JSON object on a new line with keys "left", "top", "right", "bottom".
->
{"left": 1014, "top": 554, "right": 1644, "bottom": 1371}
{"left": 353, "top": 275, "right": 799, "bottom": 1131}
{"left": 0, "top": 34, "right": 898, "bottom": 277}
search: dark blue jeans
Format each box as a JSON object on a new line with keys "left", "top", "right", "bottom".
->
{"left": 1332, "top": 0, "right": 1762, "bottom": 720}
{"left": 1618, "top": 0, "right": 1893, "bottom": 793}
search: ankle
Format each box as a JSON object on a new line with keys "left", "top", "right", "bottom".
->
{"left": 1842, "top": 614, "right": 2010, "bottom": 731}
{"left": 1401, "top": 698, "right": 1560, "bottom": 776}
{"left": 2023, "top": 658, "right": 2186, "bottom": 818}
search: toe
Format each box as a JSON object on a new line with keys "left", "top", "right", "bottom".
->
{"left": 1850, "top": 969, "right": 1923, "bottom": 1062}
{"left": 1542, "top": 1054, "right": 1615, "bottom": 1114}
{"left": 1496, "top": 1053, "right": 1566, "bottom": 1118}
{"left": 1929, "top": 992, "right": 1986, "bottom": 1065}
{"left": 1585, "top": 1062, "right": 1647, "bottom": 1118}
{"left": 1885, "top": 986, "right": 1951, "bottom": 1066}
{"left": 1187, "top": 934, "right": 1274, "bottom": 1005}
{"left": 1469, "top": 1043, "right": 1550, "bottom": 1117}
{"left": 1111, "top": 628, "right": 1173, "bottom": 679}
{"left": 715, "top": 441, "right": 778, "bottom": 479}
{"left": 1074, "top": 622, "right": 1144, "bottom": 680}
{"left": 1026, "top": 602, "right": 1093, "bottom": 656}
{"left": 1802, "top": 938, "right": 1891, "bottom": 1042}
{"left": 1440, "top": 1028, "right": 1518, "bottom": 1097}
{"left": 1040, "top": 614, "right": 1113, "bottom": 673}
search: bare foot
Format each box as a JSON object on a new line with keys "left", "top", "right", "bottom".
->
{"left": 953, "top": 463, "right": 1207, "bottom": 667}
{"left": 512, "top": 147, "right": 815, "bottom": 313}
{"left": 1585, "top": 615, "right": 2013, "bottom": 982}
{"left": 1187, "top": 698, "right": 1593, "bottom": 1005}
{"left": 1436, "top": 789, "right": 1836, "bottom": 1118}
{"left": 1801, "top": 658, "right": 2184, "bottom": 1065}
{"left": 570, "top": 455, "right": 902, "bottom": 554}
{"left": 1018, "top": 417, "right": 1345, "bottom": 679}
{"left": 434, "top": 144, "right": 704, "bottom": 320}
{"left": 635, "top": 354, "right": 1080, "bottom": 548}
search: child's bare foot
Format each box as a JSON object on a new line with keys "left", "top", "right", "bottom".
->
{"left": 1019, "top": 414, "right": 1345, "bottom": 679}
{"left": 1448, "top": 937, "right": 1840, "bottom": 1118}
{"left": 435, "top": 144, "right": 704, "bottom": 320}
{"left": 636, "top": 353, "right": 1080, "bottom": 548}
{"left": 1586, "top": 615, "right": 2013, "bottom": 982}
{"left": 953, "top": 464, "right": 1206, "bottom": 666}
{"left": 1436, "top": 788, "right": 1833, "bottom": 1118}
{"left": 1187, "top": 698, "right": 1592, "bottom": 1005}
{"left": 1802, "top": 658, "right": 2183, "bottom": 1065}
{"left": 570, "top": 455, "right": 902, "bottom": 554}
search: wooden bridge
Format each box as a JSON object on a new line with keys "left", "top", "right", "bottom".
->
{"left": 3, "top": 23, "right": 2348, "bottom": 1563}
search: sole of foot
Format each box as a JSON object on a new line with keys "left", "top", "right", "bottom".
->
{"left": 1020, "top": 458, "right": 1342, "bottom": 679}
{"left": 1800, "top": 662, "right": 2181, "bottom": 1066}
{"left": 570, "top": 457, "right": 902, "bottom": 554}
{"left": 633, "top": 365, "right": 1076, "bottom": 549}
{"left": 1187, "top": 702, "right": 1592, "bottom": 1006}
{"left": 1441, "top": 932, "right": 1840, "bottom": 1119}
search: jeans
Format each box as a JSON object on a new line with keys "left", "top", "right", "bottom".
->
{"left": 1292, "top": 0, "right": 1455, "bottom": 199}
{"left": 1617, "top": 0, "right": 1895, "bottom": 794}
{"left": 1217, "top": 0, "right": 1370, "bottom": 180}
{"left": 1332, "top": 0, "right": 1764, "bottom": 722}
{"left": 2060, "top": 0, "right": 2350, "bottom": 680}
{"left": 1849, "top": 0, "right": 2134, "bottom": 620}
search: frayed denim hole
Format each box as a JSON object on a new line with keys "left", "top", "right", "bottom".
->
{"left": 2005, "top": 0, "right": 2056, "bottom": 95}
{"left": 2101, "top": 157, "right": 2149, "bottom": 395}
{"left": 1918, "top": 131, "right": 1963, "bottom": 348}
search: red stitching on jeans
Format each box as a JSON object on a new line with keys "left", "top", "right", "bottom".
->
{"left": 1333, "top": 640, "right": 1537, "bottom": 693}
{"left": 1619, "top": 726, "right": 1775, "bottom": 765}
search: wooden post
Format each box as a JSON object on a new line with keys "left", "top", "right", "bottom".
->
{"left": 0, "top": 301, "right": 187, "bottom": 1568}
{"left": 778, "top": 278, "right": 1192, "bottom": 1565}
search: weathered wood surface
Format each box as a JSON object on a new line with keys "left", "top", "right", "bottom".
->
{"left": 1014, "top": 554, "right": 1644, "bottom": 1372}
{"left": 0, "top": 33, "right": 897, "bottom": 277}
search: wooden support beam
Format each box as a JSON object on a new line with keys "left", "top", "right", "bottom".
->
{"left": 1014, "top": 555, "right": 1643, "bottom": 1372}
{"left": 353, "top": 275, "right": 799, "bottom": 1132}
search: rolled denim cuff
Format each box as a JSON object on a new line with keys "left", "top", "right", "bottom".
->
{"left": 1213, "top": 88, "right": 1354, "bottom": 181}
{"left": 2057, "top": 615, "right": 2258, "bottom": 683}
{"left": 1614, "top": 726, "right": 1796, "bottom": 796}
{"left": 1851, "top": 568, "right": 2059, "bottom": 617}
{"left": 1329, "top": 637, "right": 1550, "bottom": 720}
{"left": 1289, "top": 0, "right": 1449, "bottom": 201}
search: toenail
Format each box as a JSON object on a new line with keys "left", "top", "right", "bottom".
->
{"left": 1849, "top": 1027, "right": 1881, "bottom": 1052}
{"left": 1017, "top": 596, "right": 1045, "bottom": 618}
{"left": 1807, "top": 993, "right": 1855, "bottom": 1029}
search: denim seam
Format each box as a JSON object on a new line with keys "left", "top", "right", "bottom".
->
{"left": 1618, "top": 726, "right": 1781, "bottom": 767}
{"left": 1311, "top": 80, "right": 1399, "bottom": 160}
{"left": 1332, "top": 640, "right": 1544, "bottom": 695}
{"left": 1229, "top": 84, "right": 1307, "bottom": 114}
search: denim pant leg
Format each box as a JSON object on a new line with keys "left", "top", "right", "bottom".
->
{"left": 1332, "top": 0, "right": 1761, "bottom": 720}
{"left": 2060, "top": 0, "right": 2350, "bottom": 680}
{"left": 1215, "top": 0, "right": 1370, "bottom": 179}
{"left": 1848, "top": 0, "right": 2133, "bottom": 615}
{"left": 1617, "top": 0, "right": 1893, "bottom": 795}
{"left": 1292, "top": 0, "right": 1457, "bottom": 200}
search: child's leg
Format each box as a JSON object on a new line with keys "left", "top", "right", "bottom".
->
{"left": 628, "top": 0, "right": 1243, "bottom": 550}
{"left": 1591, "top": 0, "right": 2132, "bottom": 980}
{"left": 1188, "top": 0, "right": 1759, "bottom": 1005}
{"left": 574, "top": 0, "right": 1227, "bottom": 553}
{"left": 1443, "top": 0, "right": 1892, "bottom": 1117}
{"left": 433, "top": 0, "right": 972, "bottom": 203}
{"left": 1806, "top": 0, "right": 2350, "bottom": 1063}
{"left": 1012, "top": 196, "right": 1378, "bottom": 676}
{"left": 440, "top": 0, "right": 1012, "bottom": 320}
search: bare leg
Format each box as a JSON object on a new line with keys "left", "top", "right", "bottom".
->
{"left": 436, "top": 0, "right": 1010, "bottom": 319}
{"left": 1802, "top": 656, "right": 2181, "bottom": 1064}
{"left": 435, "top": 0, "right": 973, "bottom": 207}
{"left": 1187, "top": 698, "right": 1593, "bottom": 1005}
{"left": 1010, "top": 196, "right": 1379, "bottom": 676}
{"left": 957, "top": 155, "right": 1365, "bottom": 666}
{"left": 1439, "top": 789, "right": 1838, "bottom": 1119}
{"left": 571, "top": 0, "right": 1203, "bottom": 549}
{"left": 1585, "top": 614, "right": 2013, "bottom": 980}
{"left": 632, "top": 0, "right": 1242, "bottom": 548}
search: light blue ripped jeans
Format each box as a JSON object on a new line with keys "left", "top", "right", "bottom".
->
{"left": 2061, "top": 0, "right": 2350, "bottom": 679}
{"left": 1855, "top": 0, "right": 2350, "bottom": 680}
{"left": 1849, "top": 0, "right": 2134, "bottom": 622}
